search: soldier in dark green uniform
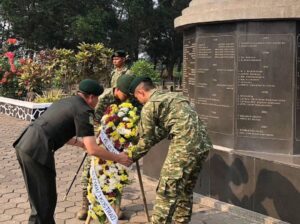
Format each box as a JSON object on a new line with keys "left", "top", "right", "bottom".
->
{"left": 77, "top": 75, "right": 136, "bottom": 220}
{"left": 129, "top": 76, "right": 212, "bottom": 224}
{"left": 13, "top": 79, "right": 132, "bottom": 224}
{"left": 77, "top": 50, "right": 131, "bottom": 219}
{"left": 77, "top": 50, "right": 132, "bottom": 220}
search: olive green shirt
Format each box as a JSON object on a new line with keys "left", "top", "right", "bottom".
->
{"left": 110, "top": 66, "right": 131, "bottom": 87}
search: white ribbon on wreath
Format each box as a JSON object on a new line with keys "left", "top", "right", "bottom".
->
{"left": 91, "top": 157, "right": 118, "bottom": 224}
{"left": 99, "top": 128, "right": 120, "bottom": 155}
{"left": 89, "top": 129, "right": 121, "bottom": 224}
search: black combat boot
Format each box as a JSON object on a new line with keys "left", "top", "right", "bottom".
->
{"left": 76, "top": 190, "right": 89, "bottom": 220}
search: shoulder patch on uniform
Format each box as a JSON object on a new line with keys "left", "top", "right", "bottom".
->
{"left": 89, "top": 114, "right": 94, "bottom": 126}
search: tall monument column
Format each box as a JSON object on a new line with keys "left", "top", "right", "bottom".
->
{"left": 175, "top": 0, "right": 300, "bottom": 154}
{"left": 142, "top": 1, "right": 300, "bottom": 224}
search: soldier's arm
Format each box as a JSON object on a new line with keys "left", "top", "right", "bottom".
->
{"left": 199, "top": 119, "right": 213, "bottom": 152}
{"left": 154, "top": 126, "right": 168, "bottom": 142}
{"left": 132, "top": 103, "right": 158, "bottom": 161}
{"left": 82, "top": 136, "right": 132, "bottom": 167}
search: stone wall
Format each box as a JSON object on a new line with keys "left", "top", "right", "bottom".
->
{"left": 0, "top": 97, "right": 51, "bottom": 121}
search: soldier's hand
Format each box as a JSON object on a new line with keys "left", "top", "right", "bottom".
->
{"left": 117, "top": 152, "right": 133, "bottom": 167}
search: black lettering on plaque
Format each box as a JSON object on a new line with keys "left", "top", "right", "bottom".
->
{"left": 237, "top": 34, "right": 293, "bottom": 140}
{"left": 183, "top": 28, "right": 196, "bottom": 106}
{"left": 195, "top": 35, "right": 235, "bottom": 135}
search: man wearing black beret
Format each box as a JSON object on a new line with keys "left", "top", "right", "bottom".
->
{"left": 77, "top": 74, "right": 138, "bottom": 220}
{"left": 110, "top": 50, "right": 131, "bottom": 88}
{"left": 13, "top": 79, "right": 132, "bottom": 224}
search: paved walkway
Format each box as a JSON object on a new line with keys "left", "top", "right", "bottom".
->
{"left": 0, "top": 113, "right": 272, "bottom": 224}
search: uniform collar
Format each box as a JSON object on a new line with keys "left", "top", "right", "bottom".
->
{"left": 76, "top": 95, "right": 94, "bottom": 111}
{"left": 149, "top": 89, "right": 158, "bottom": 99}
{"left": 115, "top": 66, "right": 128, "bottom": 72}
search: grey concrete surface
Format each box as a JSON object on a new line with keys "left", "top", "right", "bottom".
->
{"left": 175, "top": 0, "right": 300, "bottom": 29}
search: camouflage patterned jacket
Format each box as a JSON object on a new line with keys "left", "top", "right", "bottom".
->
{"left": 110, "top": 66, "right": 131, "bottom": 87}
{"left": 132, "top": 90, "right": 212, "bottom": 161}
{"left": 94, "top": 88, "right": 118, "bottom": 123}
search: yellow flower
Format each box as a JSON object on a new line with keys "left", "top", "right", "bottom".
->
{"left": 87, "top": 194, "right": 96, "bottom": 204}
{"left": 119, "top": 137, "right": 126, "bottom": 144}
{"left": 120, "top": 174, "right": 128, "bottom": 182}
{"left": 103, "top": 185, "right": 110, "bottom": 192}
{"left": 127, "top": 122, "right": 133, "bottom": 128}
{"left": 131, "top": 128, "right": 137, "bottom": 137}
{"left": 119, "top": 102, "right": 133, "bottom": 109}
{"left": 107, "top": 121, "right": 114, "bottom": 128}
{"left": 127, "top": 150, "right": 132, "bottom": 158}
{"left": 111, "top": 131, "right": 121, "bottom": 141}
{"left": 88, "top": 210, "right": 98, "bottom": 220}
{"left": 130, "top": 145, "right": 137, "bottom": 152}
{"left": 106, "top": 160, "right": 114, "bottom": 166}
{"left": 111, "top": 104, "right": 118, "bottom": 113}
{"left": 118, "top": 123, "right": 125, "bottom": 128}
{"left": 116, "top": 183, "right": 123, "bottom": 191}
{"left": 128, "top": 111, "right": 135, "bottom": 117}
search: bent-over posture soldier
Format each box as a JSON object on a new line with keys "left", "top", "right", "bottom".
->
{"left": 129, "top": 76, "right": 212, "bottom": 224}
{"left": 13, "top": 79, "right": 132, "bottom": 224}
{"left": 77, "top": 50, "right": 132, "bottom": 219}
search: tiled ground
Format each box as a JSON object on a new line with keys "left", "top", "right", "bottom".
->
{"left": 0, "top": 114, "right": 263, "bottom": 224}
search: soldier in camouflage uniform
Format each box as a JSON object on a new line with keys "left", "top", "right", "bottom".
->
{"left": 110, "top": 50, "right": 131, "bottom": 87}
{"left": 129, "top": 76, "right": 212, "bottom": 224}
{"left": 76, "top": 74, "right": 134, "bottom": 220}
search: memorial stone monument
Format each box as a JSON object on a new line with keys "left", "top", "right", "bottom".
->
{"left": 143, "top": 1, "right": 300, "bottom": 223}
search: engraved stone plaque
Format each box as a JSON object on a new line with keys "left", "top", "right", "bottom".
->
{"left": 183, "top": 28, "right": 196, "bottom": 106}
{"left": 182, "top": 22, "right": 298, "bottom": 154}
{"left": 195, "top": 34, "right": 235, "bottom": 147}
{"left": 236, "top": 34, "right": 294, "bottom": 152}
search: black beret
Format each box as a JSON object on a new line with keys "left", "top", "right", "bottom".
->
{"left": 79, "top": 79, "right": 104, "bottom": 96}
{"left": 111, "top": 50, "right": 126, "bottom": 59}
{"left": 117, "top": 74, "right": 136, "bottom": 95}
{"left": 129, "top": 76, "right": 153, "bottom": 94}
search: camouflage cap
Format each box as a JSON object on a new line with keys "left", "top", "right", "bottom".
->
{"left": 129, "top": 76, "right": 153, "bottom": 94}
{"left": 111, "top": 50, "right": 126, "bottom": 59}
{"left": 116, "top": 74, "right": 136, "bottom": 95}
{"left": 79, "top": 79, "right": 104, "bottom": 96}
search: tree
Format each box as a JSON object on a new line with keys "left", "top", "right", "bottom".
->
{"left": 145, "top": 0, "right": 191, "bottom": 78}
{"left": 1, "top": 0, "right": 117, "bottom": 49}
{"left": 0, "top": 4, "right": 12, "bottom": 44}
{"left": 69, "top": 0, "right": 118, "bottom": 46}
{"left": 1, "top": 0, "right": 190, "bottom": 75}
{"left": 109, "top": 0, "right": 155, "bottom": 60}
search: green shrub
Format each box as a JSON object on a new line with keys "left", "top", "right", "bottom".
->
{"left": 76, "top": 43, "right": 113, "bottom": 87}
{"left": 47, "top": 49, "right": 77, "bottom": 93}
{"left": 34, "top": 89, "right": 64, "bottom": 103}
{"left": 130, "top": 60, "right": 160, "bottom": 82}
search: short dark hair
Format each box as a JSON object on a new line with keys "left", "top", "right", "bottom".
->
{"left": 139, "top": 79, "right": 155, "bottom": 91}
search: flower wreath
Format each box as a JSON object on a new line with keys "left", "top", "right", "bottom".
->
{"left": 87, "top": 99, "right": 140, "bottom": 223}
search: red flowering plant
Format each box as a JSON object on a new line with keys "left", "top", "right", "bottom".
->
{"left": 0, "top": 38, "right": 25, "bottom": 98}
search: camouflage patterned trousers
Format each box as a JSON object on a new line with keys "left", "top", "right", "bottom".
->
{"left": 151, "top": 149, "right": 209, "bottom": 224}
{"left": 81, "top": 155, "right": 91, "bottom": 192}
